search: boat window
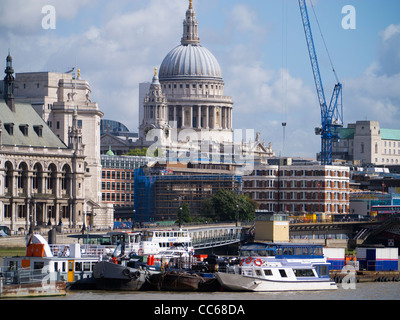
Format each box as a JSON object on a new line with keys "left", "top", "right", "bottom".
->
{"left": 295, "top": 247, "right": 302, "bottom": 255}
{"left": 276, "top": 248, "right": 282, "bottom": 256}
{"left": 33, "top": 262, "right": 45, "bottom": 270}
{"left": 84, "top": 262, "right": 91, "bottom": 271}
{"left": 264, "top": 269, "right": 273, "bottom": 276}
{"left": 314, "top": 247, "right": 323, "bottom": 256}
{"left": 54, "top": 262, "right": 59, "bottom": 271}
{"left": 255, "top": 270, "right": 262, "bottom": 276}
{"left": 68, "top": 261, "right": 74, "bottom": 272}
{"left": 7, "top": 260, "right": 17, "bottom": 270}
{"left": 258, "top": 250, "right": 267, "bottom": 257}
{"left": 268, "top": 250, "right": 275, "bottom": 256}
{"left": 241, "top": 250, "right": 251, "bottom": 256}
{"left": 62, "top": 262, "right": 66, "bottom": 272}
{"left": 294, "top": 269, "right": 315, "bottom": 277}
{"left": 75, "top": 262, "right": 83, "bottom": 271}
{"left": 303, "top": 247, "right": 309, "bottom": 256}
{"left": 315, "top": 265, "right": 329, "bottom": 277}
{"left": 279, "top": 269, "right": 287, "bottom": 278}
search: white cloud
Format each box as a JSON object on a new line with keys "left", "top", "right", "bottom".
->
{"left": 2, "top": 1, "right": 398, "bottom": 160}
{"left": 0, "top": 0, "right": 93, "bottom": 33}
{"left": 340, "top": 23, "right": 400, "bottom": 132}
{"left": 230, "top": 4, "right": 264, "bottom": 34}
{"left": 381, "top": 24, "right": 400, "bottom": 42}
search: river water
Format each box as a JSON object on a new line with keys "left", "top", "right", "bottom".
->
{"left": 51, "top": 282, "right": 399, "bottom": 300}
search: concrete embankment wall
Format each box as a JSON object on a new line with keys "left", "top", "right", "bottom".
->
{"left": 0, "top": 233, "right": 83, "bottom": 248}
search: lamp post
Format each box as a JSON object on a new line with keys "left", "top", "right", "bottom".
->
{"left": 132, "top": 209, "right": 136, "bottom": 231}
{"left": 28, "top": 199, "right": 34, "bottom": 236}
{"left": 382, "top": 182, "right": 386, "bottom": 205}
{"left": 178, "top": 207, "right": 182, "bottom": 229}
{"left": 318, "top": 182, "right": 321, "bottom": 213}
{"left": 236, "top": 204, "right": 239, "bottom": 227}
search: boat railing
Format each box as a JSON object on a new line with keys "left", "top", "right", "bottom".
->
{"left": 0, "top": 267, "right": 51, "bottom": 285}
{"left": 49, "top": 244, "right": 115, "bottom": 258}
{"left": 192, "top": 232, "right": 242, "bottom": 248}
{"left": 81, "top": 244, "right": 116, "bottom": 257}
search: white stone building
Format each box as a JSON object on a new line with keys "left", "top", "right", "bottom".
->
{"left": 333, "top": 121, "right": 400, "bottom": 166}
{"left": 136, "top": 1, "right": 269, "bottom": 161}
{"left": 0, "top": 57, "right": 113, "bottom": 231}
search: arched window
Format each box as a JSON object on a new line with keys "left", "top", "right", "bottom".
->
{"left": 32, "top": 163, "right": 43, "bottom": 192}
{"left": 5, "top": 161, "right": 13, "bottom": 192}
{"left": 17, "top": 162, "right": 28, "bottom": 192}
{"left": 47, "top": 164, "right": 57, "bottom": 194}
{"left": 61, "top": 164, "right": 71, "bottom": 195}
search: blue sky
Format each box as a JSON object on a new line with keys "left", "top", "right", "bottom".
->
{"left": 0, "top": 0, "right": 399, "bottom": 158}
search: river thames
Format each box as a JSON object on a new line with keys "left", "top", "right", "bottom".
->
{"left": 46, "top": 282, "right": 399, "bottom": 300}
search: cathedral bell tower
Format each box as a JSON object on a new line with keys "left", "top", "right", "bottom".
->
{"left": 181, "top": 0, "right": 200, "bottom": 46}
{"left": 139, "top": 68, "right": 170, "bottom": 147}
{"left": 4, "top": 52, "right": 15, "bottom": 112}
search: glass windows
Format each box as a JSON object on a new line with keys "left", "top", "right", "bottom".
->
{"left": 84, "top": 262, "right": 91, "bottom": 272}
{"left": 264, "top": 269, "right": 273, "bottom": 276}
{"left": 294, "top": 269, "right": 315, "bottom": 277}
{"left": 279, "top": 269, "right": 287, "bottom": 277}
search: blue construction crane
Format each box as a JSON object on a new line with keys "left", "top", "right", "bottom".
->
{"left": 298, "top": 0, "right": 343, "bottom": 165}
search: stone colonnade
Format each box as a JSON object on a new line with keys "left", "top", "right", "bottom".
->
{"left": 0, "top": 159, "right": 84, "bottom": 233}
{"left": 168, "top": 105, "right": 232, "bottom": 130}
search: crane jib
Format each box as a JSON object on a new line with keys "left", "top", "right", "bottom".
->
{"left": 298, "top": 0, "right": 344, "bottom": 165}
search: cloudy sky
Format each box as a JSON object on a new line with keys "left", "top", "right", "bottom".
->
{"left": 1, "top": 0, "right": 399, "bottom": 158}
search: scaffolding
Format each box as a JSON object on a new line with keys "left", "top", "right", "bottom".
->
{"left": 134, "top": 168, "right": 242, "bottom": 222}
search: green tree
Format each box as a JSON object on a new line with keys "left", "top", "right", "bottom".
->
{"left": 124, "top": 148, "right": 148, "bottom": 156}
{"left": 201, "top": 189, "right": 256, "bottom": 222}
{"left": 176, "top": 202, "right": 192, "bottom": 226}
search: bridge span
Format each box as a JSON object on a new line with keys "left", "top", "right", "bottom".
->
{"left": 181, "top": 219, "right": 396, "bottom": 249}
{"left": 184, "top": 223, "right": 248, "bottom": 250}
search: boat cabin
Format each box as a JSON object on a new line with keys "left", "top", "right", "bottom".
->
{"left": 238, "top": 242, "right": 330, "bottom": 279}
{"left": 240, "top": 243, "right": 324, "bottom": 259}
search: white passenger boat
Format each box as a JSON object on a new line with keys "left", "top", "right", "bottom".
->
{"left": 3, "top": 234, "right": 99, "bottom": 289}
{"left": 216, "top": 242, "right": 337, "bottom": 292}
{"left": 61, "top": 228, "right": 194, "bottom": 258}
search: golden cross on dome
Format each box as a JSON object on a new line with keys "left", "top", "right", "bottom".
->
{"left": 189, "top": 0, "right": 193, "bottom": 10}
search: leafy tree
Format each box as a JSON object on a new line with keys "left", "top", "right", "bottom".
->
{"left": 124, "top": 147, "right": 163, "bottom": 157}
{"left": 201, "top": 189, "right": 257, "bottom": 222}
{"left": 124, "top": 148, "right": 148, "bottom": 156}
{"left": 176, "top": 202, "right": 192, "bottom": 226}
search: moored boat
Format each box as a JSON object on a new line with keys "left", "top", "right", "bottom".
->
{"left": 147, "top": 271, "right": 209, "bottom": 291}
{"left": 2, "top": 234, "right": 100, "bottom": 290}
{"left": 62, "top": 228, "right": 194, "bottom": 259}
{"left": 93, "top": 260, "right": 155, "bottom": 291}
{"left": 216, "top": 242, "right": 337, "bottom": 292}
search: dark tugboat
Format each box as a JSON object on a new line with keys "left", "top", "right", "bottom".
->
{"left": 93, "top": 243, "right": 160, "bottom": 291}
